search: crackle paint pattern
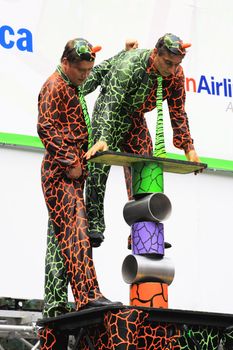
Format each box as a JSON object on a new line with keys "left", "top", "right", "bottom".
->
{"left": 55, "top": 308, "right": 225, "bottom": 350}
{"left": 131, "top": 221, "right": 164, "bottom": 255}
{"left": 132, "top": 162, "right": 164, "bottom": 196}
{"left": 83, "top": 48, "right": 194, "bottom": 238}
{"left": 78, "top": 322, "right": 222, "bottom": 350}
{"left": 37, "top": 71, "right": 102, "bottom": 324}
{"left": 43, "top": 220, "right": 73, "bottom": 318}
{"left": 130, "top": 282, "right": 168, "bottom": 308}
{"left": 39, "top": 327, "right": 68, "bottom": 350}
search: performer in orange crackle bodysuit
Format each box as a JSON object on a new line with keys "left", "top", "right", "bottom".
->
{"left": 37, "top": 37, "right": 121, "bottom": 350}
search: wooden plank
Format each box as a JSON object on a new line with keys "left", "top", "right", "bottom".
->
{"left": 89, "top": 151, "right": 207, "bottom": 175}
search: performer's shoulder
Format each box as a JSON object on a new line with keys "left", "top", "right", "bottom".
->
{"left": 40, "top": 71, "right": 66, "bottom": 94}
{"left": 123, "top": 48, "right": 151, "bottom": 60}
{"left": 115, "top": 49, "right": 151, "bottom": 70}
{"left": 170, "top": 65, "right": 185, "bottom": 87}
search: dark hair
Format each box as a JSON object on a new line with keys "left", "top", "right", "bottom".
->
{"left": 155, "top": 33, "right": 187, "bottom": 57}
{"left": 61, "top": 38, "right": 95, "bottom": 63}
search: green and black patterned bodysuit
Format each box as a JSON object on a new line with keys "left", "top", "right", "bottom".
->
{"left": 82, "top": 48, "right": 194, "bottom": 241}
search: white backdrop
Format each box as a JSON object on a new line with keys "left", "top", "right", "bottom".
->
{"left": 1, "top": 147, "right": 233, "bottom": 314}
{"left": 1, "top": 0, "right": 233, "bottom": 314}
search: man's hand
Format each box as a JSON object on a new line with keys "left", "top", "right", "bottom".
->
{"left": 85, "top": 141, "right": 108, "bottom": 160}
{"left": 66, "top": 165, "right": 82, "bottom": 179}
{"left": 185, "top": 149, "right": 204, "bottom": 174}
{"left": 125, "top": 39, "right": 139, "bottom": 51}
{"left": 185, "top": 149, "right": 200, "bottom": 163}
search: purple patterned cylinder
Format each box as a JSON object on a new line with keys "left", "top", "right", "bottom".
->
{"left": 131, "top": 221, "right": 164, "bottom": 256}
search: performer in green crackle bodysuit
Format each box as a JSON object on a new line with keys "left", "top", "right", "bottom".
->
{"left": 84, "top": 33, "right": 200, "bottom": 248}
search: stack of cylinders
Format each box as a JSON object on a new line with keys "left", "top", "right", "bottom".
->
{"left": 121, "top": 161, "right": 174, "bottom": 308}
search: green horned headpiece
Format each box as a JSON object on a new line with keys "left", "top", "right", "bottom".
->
{"left": 73, "top": 38, "right": 102, "bottom": 62}
{"left": 156, "top": 33, "right": 191, "bottom": 55}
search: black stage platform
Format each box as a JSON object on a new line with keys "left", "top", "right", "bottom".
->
{"left": 38, "top": 305, "right": 233, "bottom": 331}
{"left": 37, "top": 305, "right": 233, "bottom": 349}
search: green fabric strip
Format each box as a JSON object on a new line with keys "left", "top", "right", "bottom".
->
{"left": 154, "top": 75, "right": 167, "bottom": 157}
{"left": 77, "top": 87, "right": 93, "bottom": 149}
{"left": 1, "top": 132, "right": 233, "bottom": 173}
{"left": 56, "top": 65, "right": 93, "bottom": 148}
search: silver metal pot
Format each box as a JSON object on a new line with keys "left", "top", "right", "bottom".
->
{"left": 122, "top": 254, "right": 175, "bottom": 285}
{"left": 123, "top": 192, "right": 172, "bottom": 226}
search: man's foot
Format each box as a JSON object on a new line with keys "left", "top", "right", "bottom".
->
{"left": 165, "top": 242, "right": 172, "bottom": 249}
{"left": 88, "top": 232, "right": 105, "bottom": 248}
{"left": 80, "top": 296, "right": 123, "bottom": 310}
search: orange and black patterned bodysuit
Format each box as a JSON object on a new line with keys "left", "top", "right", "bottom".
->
{"left": 37, "top": 71, "right": 102, "bottom": 318}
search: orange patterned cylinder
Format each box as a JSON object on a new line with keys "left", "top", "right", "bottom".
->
{"left": 130, "top": 282, "right": 168, "bottom": 308}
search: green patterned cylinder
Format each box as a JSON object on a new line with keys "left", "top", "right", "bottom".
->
{"left": 132, "top": 162, "right": 164, "bottom": 196}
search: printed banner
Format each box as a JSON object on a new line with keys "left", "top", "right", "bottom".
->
{"left": 0, "top": 0, "right": 232, "bottom": 160}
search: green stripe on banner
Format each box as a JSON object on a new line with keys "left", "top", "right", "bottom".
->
{"left": 1, "top": 132, "right": 233, "bottom": 173}
{"left": 0, "top": 132, "right": 43, "bottom": 149}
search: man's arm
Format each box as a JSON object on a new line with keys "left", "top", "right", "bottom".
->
{"left": 85, "top": 52, "right": 138, "bottom": 159}
{"left": 37, "top": 82, "right": 81, "bottom": 170}
{"left": 94, "top": 55, "right": 137, "bottom": 143}
{"left": 81, "top": 57, "right": 115, "bottom": 96}
{"left": 82, "top": 40, "right": 138, "bottom": 96}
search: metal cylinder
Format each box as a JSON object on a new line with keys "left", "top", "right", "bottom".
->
{"left": 122, "top": 254, "right": 175, "bottom": 285}
{"left": 123, "top": 192, "right": 172, "bottom": 226}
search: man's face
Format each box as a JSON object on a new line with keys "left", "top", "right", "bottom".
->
{"left": 62, "top": 58, "right": 94, "bottom": 86}
{"left": 154, "top": 51, "right": 183, "bottom": 77}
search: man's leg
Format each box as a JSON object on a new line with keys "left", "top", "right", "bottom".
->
{"left": 41, "top": 150, "right": 103, "bottom": 308}
{"left": 43, "top": 219, "right": 73, "bottom": 318}
{"left": 47, "top": 176, "right": 102, "bottom": 309}
{"left": 85, "top": 161, "right": 111, "bottom": 247}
